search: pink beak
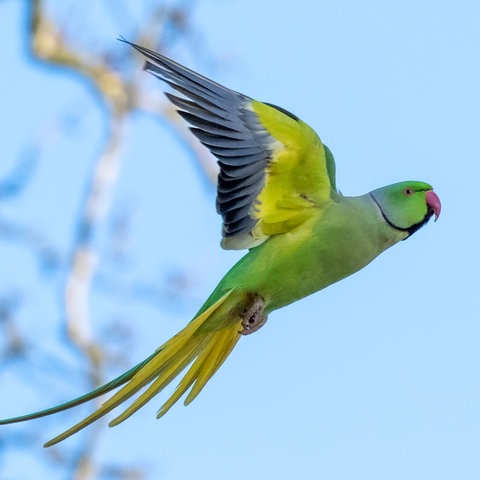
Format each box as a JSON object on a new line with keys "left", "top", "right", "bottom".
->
{"left": 425, "top": 190, "right": 441, "bottom": 221}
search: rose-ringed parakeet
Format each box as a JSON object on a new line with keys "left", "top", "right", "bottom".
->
{"left": 0, "top": 41, "right": 441, "bottom": 446}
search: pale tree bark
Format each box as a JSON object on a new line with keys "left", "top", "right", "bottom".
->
{"left": 0, "top": 1, "right": 219, "bottom": 478}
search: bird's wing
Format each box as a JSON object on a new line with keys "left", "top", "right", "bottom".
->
{"left": 126, "top": 41, "right": 336, "bottom": 249}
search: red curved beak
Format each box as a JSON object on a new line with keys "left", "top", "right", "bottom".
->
{"left": 425, "top": 190, "right": 441, "bottom": 221}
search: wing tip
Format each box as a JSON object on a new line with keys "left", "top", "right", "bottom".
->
{"left": 220, "top": 233, "right": 265, "bottom": 250}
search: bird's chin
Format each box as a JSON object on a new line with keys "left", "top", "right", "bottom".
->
{"left": 405, "top": 190, "right": 441, "bottom": 238}
{"left": 403, "top": 211, "right": 433, "bottom": 239}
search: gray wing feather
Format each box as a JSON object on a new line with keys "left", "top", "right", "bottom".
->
{"left": 125, "top": 41, "right": 274, "bottom": 249}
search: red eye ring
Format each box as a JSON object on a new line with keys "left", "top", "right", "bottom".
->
{"left": 402, "top": 187, "right": 414, "bottom": 196}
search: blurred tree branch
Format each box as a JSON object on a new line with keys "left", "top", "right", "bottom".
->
{"left": 0, "top": 1, "right": 220, "bottom": 479}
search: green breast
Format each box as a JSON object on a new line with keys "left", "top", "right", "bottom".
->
{"left": 207, "top": 194, "right": 407, "bottom": 314}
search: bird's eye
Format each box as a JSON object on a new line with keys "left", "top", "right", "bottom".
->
{"left": 402, "top": 187, "right": 414, "bottom": 196}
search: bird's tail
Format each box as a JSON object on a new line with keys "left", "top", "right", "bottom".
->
{"left": 0, "top": 289, "right": 242, "bottom": 447}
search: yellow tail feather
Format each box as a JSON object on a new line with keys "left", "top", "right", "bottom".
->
{"left": 44, "top": 289, "right": 241, "bottom": 447}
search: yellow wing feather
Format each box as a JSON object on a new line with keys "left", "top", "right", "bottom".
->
{"left": 249, "top": 101, "right": 332, "bottom": 241}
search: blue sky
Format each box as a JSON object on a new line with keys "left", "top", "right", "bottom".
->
{"left": 1, "top": 1, "right": 479, "bottom": 479}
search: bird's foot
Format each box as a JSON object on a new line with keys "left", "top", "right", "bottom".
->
{"left": 239, "top": 295, "right": 268, "bottom": 335}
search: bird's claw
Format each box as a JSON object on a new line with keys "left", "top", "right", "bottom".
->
{"left": 239, "top": 295, "right": 268, "bottom": 335}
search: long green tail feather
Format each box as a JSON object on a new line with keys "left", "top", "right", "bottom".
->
{"left": 0, "top": 356, "right": 154, "bottom": 423}
{"left": 0, "top": 289, "right": 242, "bottom": 447}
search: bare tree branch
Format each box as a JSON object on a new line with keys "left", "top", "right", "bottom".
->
{"left": 2, "top": 1, "right": 221, "bottom": 478}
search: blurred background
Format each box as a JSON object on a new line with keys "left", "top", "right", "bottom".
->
{"left": 0, "top": 0, "right": 478, "bottom": 479}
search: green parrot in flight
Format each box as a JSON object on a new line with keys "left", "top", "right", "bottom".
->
{"left": 0, "top": 40, "right": 441, "bottom": 446}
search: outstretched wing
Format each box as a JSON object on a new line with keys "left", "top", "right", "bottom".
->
{"left": 125, "top": 41, "right": 336, "bottom": 249}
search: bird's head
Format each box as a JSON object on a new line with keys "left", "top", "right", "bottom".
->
{"left": 370, "top": 181, "right": 441, "bottom": 237}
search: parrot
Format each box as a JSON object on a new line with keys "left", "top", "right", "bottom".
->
{"left": 0, "top": 40, "right": 441, "bottom": 447}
